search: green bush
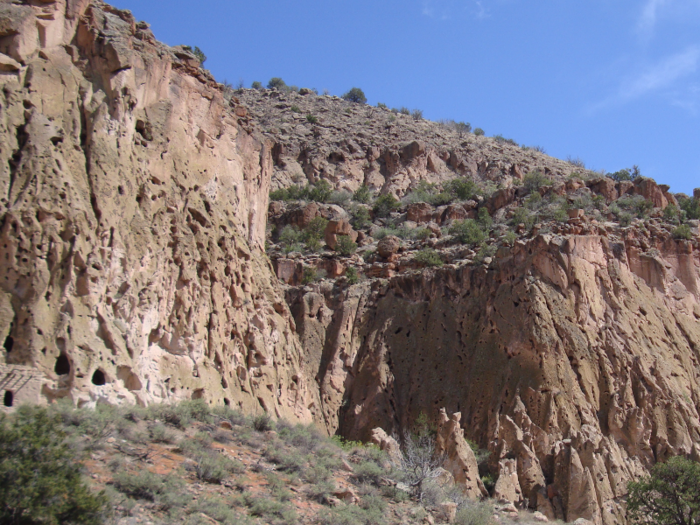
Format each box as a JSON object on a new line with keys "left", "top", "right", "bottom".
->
{"left": 345, "top": 267, "right": 359, "bottom": 285}
{"left": 251, "top": 81, "right": 263, "bottom": 90}
{"left": 253, "top": 413, "right": 274, "bottom": 432}
{"left": 0, "top": 407, "right": 108, "bottom": 525}
{"left": 449, "top": 219, "right": 487, "bottom": 246}
{"left": 353, "top": 185, "right": 372, "bottom": 204}
{"left": 673, "top": 224, "right": 693, "bottom": 240}
{"left": 194, "top": 454, "right": 242, "bottom": 484}
{"left": 399, "top": 107, "right": 410, "bottom": 115}
{"left": 267, "top": 77, "right": 286, "bottom": 90}
{"left": 627, "top": 456, "right": 700, "bottom": 525}
{"left": 679, "top": 196, "right": 700, "bottom": 220}
{"left": 149, "top": 422, "right": 174, "bottom": 443}
{"left": 454, "top": 502, "right": 495, "bottom": 525}
{"left": 372, "top": 194, "right": 400, "bottom": 218}
{"left": 342, "top": 87, "right": 367, "bottom": 104}
{"left": 663, "top": 203, "right": 680, "bottom": 224}
{"left": 523, "top": 170, "right": 550, "bottom": 192}
{"left": 351, "top": 205, "right": 372, "bottom": 229}
{"left": 510, "top": 207, "right": 536, "bottom": 231}
{"left": 411, "top": 108, "right": 423, "bottom": 120}
{"left": 414, "top": 248, "right": 443, "bottom": 267}
{"left": 240, "top": 492, "right": 297, "bottom": 522}
{"left": 188, "top": 496, "right": 245, "bottom": 525}
{"left": 404, "top": 181, "right": 453, "bottom": 206}
{"left": 149, "top": 399, "right": 213, "bottom": 429}
{"left": 353, "top": 461, "right": 385, "bottom": 485}
{"left": 473, "top": 128, "right": 484, "bottom": 136}
{"left": 336, "top": 235, "right": 358, "bottom": 256}
{"left": 444, "top": 178, "right": 478, "bottom": 201}
{"left": 113, "top": 470, "right": 187, "bottom": 510}
{"left": 278, "top": 225, "right": 304, "bottom": 253}
{"left": 318, "top": 503, "right": 384, "bottom": 525}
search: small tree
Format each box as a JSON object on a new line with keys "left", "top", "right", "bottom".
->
{"left": 0, "top": 407, "right": 107, "bottom": 525}
{"left": 342, "top": 87, "right": 367, "bottom": 104}
{"left": 372, "top": 194, "right": 400, "bottom": 218}
{"left": 192, "top": 46, "right": 207, "bottom": 64}
{"left": 392, "top": 425, "right": 445, "bottom": 502}
{"left": 627, "top": 456, "right": 700, "bottom": 525}
{"left": 267, "top": 77, "right": 287, "bottom": 90}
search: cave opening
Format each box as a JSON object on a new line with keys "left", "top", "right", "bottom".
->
{"left": 54, "top": 354, "right": 70, "bottom": 375}
{"left": 92, "top": 369, "right": 106, "bottom": 386}
{"left": 3, "top": 391, "right": 13, "bottom": 407}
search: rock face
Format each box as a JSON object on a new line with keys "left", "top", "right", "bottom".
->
{"left": 436, "top": 408, "right": 488, "bottom": 499}
{"left": 4, "top": 3, "right": 700, "bottom": 525}
{"left": 0, "top": 0, "right": 319, "bottom": 420}
{"left": 288, "top": 231, "right": 700, "bottom": 524}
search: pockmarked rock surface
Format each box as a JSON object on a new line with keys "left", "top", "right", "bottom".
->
{"left": 288, "top": 230, "right": 700, "bottom": 524}
{"left": 0, "top": 0, "right": 319, "bottom": 421}
{"left": 4, "top": 3, "right": 700, "bottom": 525}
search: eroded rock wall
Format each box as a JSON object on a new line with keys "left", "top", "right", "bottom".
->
{"left": 0, "top": 0, "right": 319, "bottom": 421}
{"left": 289, "top": 231, "right": 700, "bottom": 523}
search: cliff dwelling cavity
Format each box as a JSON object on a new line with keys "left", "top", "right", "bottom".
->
{"left": 91, "top": 369, "right": 106, "bottom": 386}
{"left": 54, "top": 354, "right": 70, "bottom": 376}
{"left": 3, "top": 390, "right": 13, "bottom": 407}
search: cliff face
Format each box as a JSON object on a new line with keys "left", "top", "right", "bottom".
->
{"left": 3, "top": 3, "right": 700, "bottom": 525}
{"left": 288, "top": 228, "right": 700, "bottom": 523}
{"left": 0, "top": 0, "right": 319, "bottom": 421}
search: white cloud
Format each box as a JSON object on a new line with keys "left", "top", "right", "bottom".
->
{"left": 624, "top": 46, "right": 700, "bottom": 98}
{"left": 421, "top": 0, "right": 490, "bottom": 21}
{"left": 638, "top": 0, "right": 669, "bottom": 36}
{"left": 589, "top": 46, "right": 700, "bottom": 113}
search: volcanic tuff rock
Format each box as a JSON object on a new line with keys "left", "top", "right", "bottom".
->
{"left": 3, "top": 2, "right": 700, "bottom": 525}
{"left": 236, "top": 88, "right": 584, "bottom": 196}
{"left": 0, "top": 0, "right": 319, "bottom": 421}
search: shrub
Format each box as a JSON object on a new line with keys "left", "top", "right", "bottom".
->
{"left": 304, "top": 216, "right": 329, "bottom": 245}
{"left": 473, "top": 127, "right": 484, "bottom": 136}
{"left": 251, "top": 81, "right": 263, "bottom": 90}
{"left": 391, "top": 429, "right": 446, "bottom": 502}
{"left": 523, "top": 170, "right": 550, "bottom": 192}
{"left": 342, "top": 87, "right": 367, "bottom": 104}
{"left": 240, "top": 492, "right": 297, "bottom": 522}
{"left": 336, "top": 235, "right": 358, "bottom": 256}
{"left": 566, "top": 156, "right": 586, "bottom": 168}
{"left": 113, "top": 470, "right": 187, "bottom": 510}
{"left": 444, "top": 178, "right": 478, "bottom": 201}
{"left": 679, "top": 196, "right": 700, "bottom": 220}
{"left": 309, "top": 179, "right": 333, "bottom": 203}
{"left": 619, "top": 212, "right": 633, "bottom": 226}
{"left": 673, "top": 224, "right": 693, "bottom": 240}
{"left": 267, "top": 77, "right": 286, "bottom": 90}
{"left": 0, "top": 407, "right": 108, "bottom": 525}
{"left": 399, "top": 107, "right": 410, "bottom": 115}
{"left": 372, "top": 194, "right": 401, "bottom": 218}
{"left": 345, "top": 267, "right": 359, "bottom": 285}
{"left": 149, "top": 422, "right": 174, "bottom": 443}
{"left": 351, "top": 206, "right": 372, "bottom": 229}
{"left": 477, "top": 207, "right": 492, "bottom": 228}
{"left": 454, "top": 501, "right": 495, "bottom": 525}
{"left": 279, "top": 225, "right": 304, "bottom": 253}
{"left": 627, "top": 456, "right": 700, "bottom": 525}
{"left": 510, "top": 207, "right": 535, "bottom": 231}
{"left": 449, "top": 219, "right": 487, "bottom": 246}
{"left": 376, "top": 102, "right": 387, "bottom": 109}
{"left": 353, "top": 185, "right": 372, "bottom": 204}
{"left": 414, "top": 248, "right": 443, "bottom": 267}
{"left": 189, "top": 496, "right": 245, "bottom": 525}
{"left": 253, "top": 413, "right": 274, "bottom": 432}
{"left": 290, "top": 105, "right": 301, "bottom": 113}
{"left": 195, "top": 454, "right": 242, "bottom": 483}
{"left": 302, "top": 267, "right": 325, "bottom": 284}
{"left": 663, "top": 203, "right": 680, "bottom": 224}
{"left": 411, "top": 108, "right": 423, "bottom": 120}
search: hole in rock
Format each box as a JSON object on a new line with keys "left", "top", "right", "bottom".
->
{"left": 223, "top": 398, "right": 230, "bottom": 406}
{"left": 3, "top": 391, "right": 13, "bottom": 407}
{"left": 92, "top": 369, "right": 106, "bottom": 386}
{"left": 54, "top": 354, "right": 70, "bottom": 375}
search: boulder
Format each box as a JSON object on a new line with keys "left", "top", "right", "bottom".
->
{"left": 370, "top": 427, "right": 402, "bottom": 461}
{"left": 377, "top": 235, "right": 401, "bottom": 259}
{"left": 286, "top": 202, "right": 320, "bottom": 228}
{"left": 325, "top": 219, "right": 357, "bottom": 250}
{"left": 407, "top": 202, "right": 434, "bottom": 223}
{"left": 493, "top": 458, "right": 523, "bottom": 506}
{"left": 587, "top": 177, "right": 618, "bottom": 203}
{"left": 633, "top": 177, "right": 668, "bottom": 209}
{"left": 488, "top": 187, "right": 516, "bottom": 214}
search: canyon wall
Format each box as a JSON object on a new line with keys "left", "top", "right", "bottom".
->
{"left": 288, "top": 229, "right": 700, "bottom": 523}
{"left": 0, "top": 0, "right": 319, "bottom": 421}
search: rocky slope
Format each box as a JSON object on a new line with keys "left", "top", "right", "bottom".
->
{"left": 2, "top": 2, "right": 700, "bottom": 525}
{"left": 0, "top": 0, "right": 318, "bottom": 421}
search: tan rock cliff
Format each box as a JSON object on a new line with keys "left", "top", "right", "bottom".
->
{"left": 0, "top": 0, "right": 319, "bottom": 421}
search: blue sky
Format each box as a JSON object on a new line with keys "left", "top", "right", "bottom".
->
{"left": 112, "top": 0, "right": 700, "bottom": 195}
